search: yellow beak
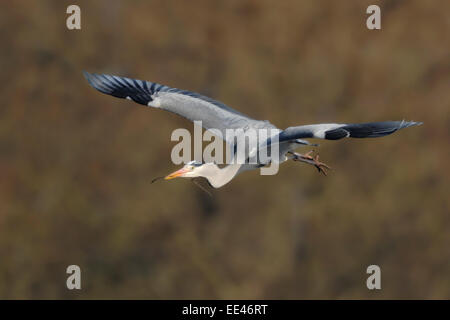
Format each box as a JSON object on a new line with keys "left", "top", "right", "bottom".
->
{"left": 164, "top": 167, "right": 190, "bottom": 180}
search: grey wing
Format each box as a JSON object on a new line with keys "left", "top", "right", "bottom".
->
{"left": 83, "top": 72, "right": 255, "bottom": 139}
{"left": 279, "top": 121, "right": 422, "bottom": 142}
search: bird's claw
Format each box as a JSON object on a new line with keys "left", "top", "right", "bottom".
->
{"left": 313, "top": 154, "right": 331, "bottom": 176}
{"left": 298, "top": 151, "right": 331, "bottom": 176}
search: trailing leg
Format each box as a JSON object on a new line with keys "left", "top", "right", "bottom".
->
{"left": 288, "top": 151, "right": 331, "bottom": 176}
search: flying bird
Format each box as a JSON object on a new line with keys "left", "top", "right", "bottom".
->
{"left": 84, "top": 72, "right": 421, "bottom": 188}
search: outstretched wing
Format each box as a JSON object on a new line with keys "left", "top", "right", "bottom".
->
{"left": 279, "top": 121, "right": 422, "bottom": 141}
{"left": 84, "top": 72, "right": 256, "bottom": 138}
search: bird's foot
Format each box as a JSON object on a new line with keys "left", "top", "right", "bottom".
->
{"left": 292, "top": 151, "right": 331, "bottom": 176}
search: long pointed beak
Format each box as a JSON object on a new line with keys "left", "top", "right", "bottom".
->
{"left": 164, "top": 167, "right": 190, "bottom": 180}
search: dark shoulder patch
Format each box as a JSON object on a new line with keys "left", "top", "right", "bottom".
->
{"left": 325, "top": 128, "right": 349, "bottom": 140}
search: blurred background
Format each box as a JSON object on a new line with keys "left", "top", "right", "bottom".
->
{"left": 0, "top": 0, "right": 449, "bottom": 299}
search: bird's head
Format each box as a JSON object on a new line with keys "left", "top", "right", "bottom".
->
{"left": 164, "top": 160, "right": 208, "bottom": 180}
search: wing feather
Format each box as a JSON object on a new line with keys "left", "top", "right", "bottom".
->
{"left": 84, "top": 72, "right": 254, "bottom": 136}
{"left": 279, "top": 121, "right": 422, "bottom": 141}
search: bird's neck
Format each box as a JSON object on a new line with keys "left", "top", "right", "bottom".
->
{"left": 205, "top": 162, "right": 243, "bottom": 188}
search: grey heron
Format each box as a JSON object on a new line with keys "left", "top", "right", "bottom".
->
{"left": 84, "top": 72, "right": 421, "bottom": 188}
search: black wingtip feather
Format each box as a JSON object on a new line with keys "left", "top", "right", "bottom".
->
{"left": 339, "top": 120, "right": 422, "bottom": 139}
{"left": 83, "top": 71, "right": 154, "bottom": 105}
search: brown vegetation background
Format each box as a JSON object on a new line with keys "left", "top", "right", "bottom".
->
{"left": 0, "top": 0, "right": 449, "bottom": 299}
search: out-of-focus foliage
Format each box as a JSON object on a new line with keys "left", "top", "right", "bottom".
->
{"left": 0, "top": 0, "right": 449, "bottom": 299}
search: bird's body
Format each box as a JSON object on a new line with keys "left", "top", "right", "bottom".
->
{"left": 84, "top": 72, "right": 421, "bottom": 188}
